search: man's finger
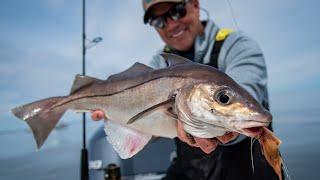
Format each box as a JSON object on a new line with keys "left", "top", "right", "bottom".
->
{"left": 217, "top": 132, "right": 239, "bottom": 144}
{"left": 91, "top": 110, "right": 105, "bottom": 121}
{"left": 185, "top": 132, "right": 196, "bottom": 145}
{"left": 177, "top": 121, "right": 198, "bottom": 147}
{"left": 194, "top": 137, "right": 218, "bottom": 154}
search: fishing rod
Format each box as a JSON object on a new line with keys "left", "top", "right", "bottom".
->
{"left": 80, "top": 0, "right": 89, "bottom": 179}
{"left": 80, "top": 0, "right": 103, "bottom": 179}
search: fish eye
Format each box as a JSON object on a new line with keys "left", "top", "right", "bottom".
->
{"left": 215, "top": 88, "right": 233, "bottom": 105}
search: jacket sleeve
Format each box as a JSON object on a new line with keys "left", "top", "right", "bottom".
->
{"left": 219, "top": 32, "right": 268, "bottom": 104}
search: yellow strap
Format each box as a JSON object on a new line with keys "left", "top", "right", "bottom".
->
{"left": 215, "top": 28, "right": 233, "bottom": 42}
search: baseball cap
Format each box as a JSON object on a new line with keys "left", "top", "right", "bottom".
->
{"left": 142, "top": 0, "right": 184, "bottom": 24}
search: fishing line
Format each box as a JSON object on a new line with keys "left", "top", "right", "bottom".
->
{"left": 200, "top": 7, "right": 210, "bottom": 22}
{"left": 97, "top": 0, "right": 104, "bottom": 36}
{"left": 225, "top": 0, "right": 239, "bottom": 30}
{"left": 281, "top": 155, "right": 292, "bottom": 180}
{"left": 252, "top": 136, "right": 292, "bottom": 180}
{"left": 88, "top": 0, "right": 103, "bottom": 42}
{"left": 250, "top": 137, "right": 258, "bottom": 173}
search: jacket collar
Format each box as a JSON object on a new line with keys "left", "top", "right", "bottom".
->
{"left": 194, "top": 20, "right": 219, "bottom": 63}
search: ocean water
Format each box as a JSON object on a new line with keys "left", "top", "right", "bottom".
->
{"left": 272, "top": 109, "right": 320, "bottom": 180}
{"left": 0, "top": 109, "right": 319, "bottom": 180}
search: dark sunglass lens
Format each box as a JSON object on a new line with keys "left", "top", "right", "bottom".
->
{"left": 150, "top": 17, "right": 166, "bottom": 29}
{"left": 169, "top": 3, "right": 187, "bottom": 20}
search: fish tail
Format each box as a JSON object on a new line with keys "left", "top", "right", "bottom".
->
{"left": 11, "top": 96, "right": 67, "bottom": 149}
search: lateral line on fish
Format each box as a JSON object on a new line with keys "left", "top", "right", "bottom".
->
{"left": 50, "top": 76, "right": 192, "bottom": 110}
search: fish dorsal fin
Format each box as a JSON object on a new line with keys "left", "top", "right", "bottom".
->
{"left": 70, "top": 74, "right": 102, "bottom": 94}
{"left": 104, "top": 120, "right": 152, "bottom": 159}
{"left": 160, "top": 53, "right": 193, "bottom": 66}
{"left": 107, "top": 62, "right": 153, "bottom": 81}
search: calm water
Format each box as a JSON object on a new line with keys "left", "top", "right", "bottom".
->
{"left": 272, "top": 109, "right": 320, "bottom": 180}
{"left": 0, "top": 109, "right": 319, "bottom": 180}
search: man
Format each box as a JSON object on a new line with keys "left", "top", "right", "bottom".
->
{"left": 92, "top": 0, "right": 279, "bottom": 179}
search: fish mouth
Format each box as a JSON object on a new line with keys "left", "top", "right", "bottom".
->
{"left": 239, "top": 120, "right": 270, "bottom": 138}
{"left": 243, "top": 127, "right": 264, "bottom": 138}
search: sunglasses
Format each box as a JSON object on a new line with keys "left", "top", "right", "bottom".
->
{"left": 148, "top": 1, "right": 188, "bottom": 29}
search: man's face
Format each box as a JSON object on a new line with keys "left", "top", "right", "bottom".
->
{"left": 149, "top": 1, "right": 202, "bottom": 51}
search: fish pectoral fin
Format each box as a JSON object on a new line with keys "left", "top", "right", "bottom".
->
{"left": 104, "top": 120, "right": 152, "bottom": 159}
{"left": 127, "top": 98, "right": 175, "bottom": 124}
{"left": 70, "top": 75, "right": 102, "bottom": 94}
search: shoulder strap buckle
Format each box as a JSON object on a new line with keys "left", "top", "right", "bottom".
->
{"left": 215, "top": 28, "right": 233, "bottom": 42}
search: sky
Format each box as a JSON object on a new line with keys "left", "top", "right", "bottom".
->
{"left": 0, "top": 0, "right": 320, "bottom": 141}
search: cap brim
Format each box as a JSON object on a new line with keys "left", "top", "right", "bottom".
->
{"left": 144, "top": 9, "right": 153, "bottom": 24}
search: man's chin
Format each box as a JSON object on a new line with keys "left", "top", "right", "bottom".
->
{"left": 166, "top": 35, "right": 194, "bottom": 51}
{"left": 170, "top": 42, "right": 193, "bottom": 52}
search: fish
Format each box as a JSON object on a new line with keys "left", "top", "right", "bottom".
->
{"left": 11, "top": 53, "right": 282, "bottom": 179}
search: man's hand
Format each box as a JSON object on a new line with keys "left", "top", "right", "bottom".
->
{"left": 177, "top": 120, "right": 239, "bottom": 154}
{"left": 91, "top": 110, "right": 105, "bottom": 121}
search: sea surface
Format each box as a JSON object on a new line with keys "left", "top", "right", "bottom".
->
{"left": 0, "top": 109, "right": 319, "bottom": 180}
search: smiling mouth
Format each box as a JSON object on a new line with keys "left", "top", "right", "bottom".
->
{"left": 171, "top": 29, "right": 185, "bottom": 38}
{"left": 170, "top": 27, "right": 187, "bottom": 38}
